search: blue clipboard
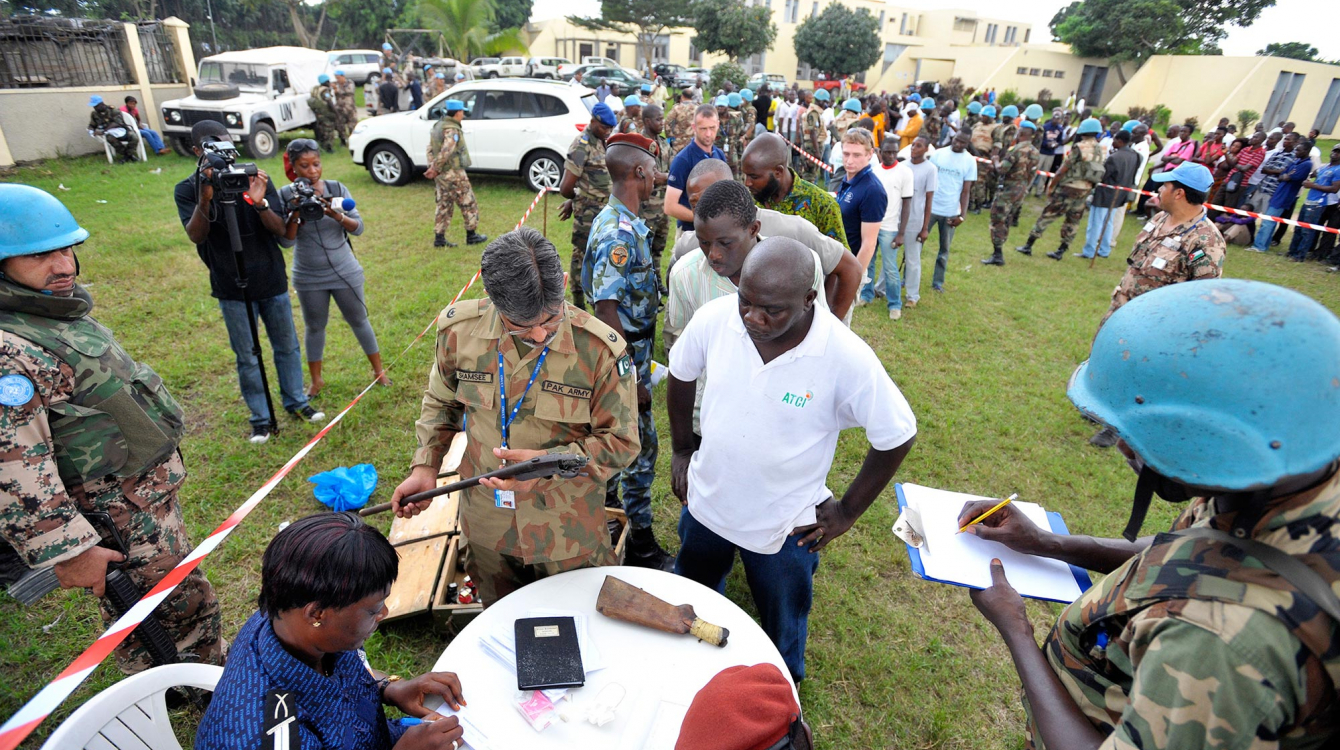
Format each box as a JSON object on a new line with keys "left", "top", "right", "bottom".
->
{"left": 895, "top": 483, "right": 1092, "bottom": 604}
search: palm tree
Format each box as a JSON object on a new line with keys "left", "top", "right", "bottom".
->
{"left": 415, "top": 0, "right": 529, "bottom": 62}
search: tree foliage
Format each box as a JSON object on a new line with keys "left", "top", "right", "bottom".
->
{"left": 1052, "top": 0, "right": 1270, "bottom": 73}
{"left": 568, "top": 0, "right": 693, "bottom": 74}
{"left": 1236, "top": 108, "right": 1259, "bottom": 131}
{"left": 709, "top": 61, "right": 747, "bottom": 93}
{"left": 490, "top": 0, "right": 530, "bottom": 32}
{"left": 692, "top": 0, "right": 775, "bottom": 61}
{"left": 792, "top": 3, "right": 880, "bottom": 79}
{"left": 413, "top": 0, "right": 527, "bottom": 60}
{"left": 1256, "top": 41, "right": 1320, "bottom": 61}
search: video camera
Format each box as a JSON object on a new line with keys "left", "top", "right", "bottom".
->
{"left": 199, "top": 138, "right": 258, "bottom": 199}
{"left": 290, "top": 177, "right": 328, "bottom": 223}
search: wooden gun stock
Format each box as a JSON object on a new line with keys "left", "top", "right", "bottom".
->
{"left": 595, "top": 575, "right": 729, "bottom": 647}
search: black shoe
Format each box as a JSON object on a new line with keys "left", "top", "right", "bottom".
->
{"left": 1089, "top": 426, "right": 1118, "bottom": 448}
{"left": 289, "top": 405, "right": 327, "bottom": 423}
{"left": 624, "top": 526, "right": 675, "bottom": 572}
{"left": 932, "top": 284, "right": 944, "bottom": 294}
{"left": 249, "top": 425, "right": 272, "bottom": 444}
{"left": 1046, "top": 249, "right": 1065, "bottom": 260}
{"left": 969, "top": 207, "right": 982, "bottom": 214}
{"left": 1015, "top": 244, "right": 1034, "bottom": 255}
{"left": 981, "top": 250, "right": 1004, "bottom": 266}
{"left": 466, "top": 230, "right": 489, "bottom": 245}
{"left": 433, "top": 232, "right": 447, "bottom": 248}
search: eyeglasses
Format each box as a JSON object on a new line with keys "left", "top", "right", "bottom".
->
{"left": 502, "top": 307, "right": 566, "bottom": 337}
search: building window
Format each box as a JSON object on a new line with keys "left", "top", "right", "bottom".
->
{"left": 878, "top": 10, "right": 885, "bottom": 27}
{"left": 1054, "top": 70, "right": 1064, "bottom": 79}
{"left": 606, "top": 45, "right": 618, "bottom": 61}
{"left": 653, "top": 34, "right": 670, "bottom": 64}
{"left": 784, "top": 0, "right": 799, "bottom": 23}
{"left": 1017, "top": 66, "right": 1027, "bottom": 74}
{"left": 953, "top": 17, "right": 976, "bottom": 32}
{"left": 1004, "top": 26, "right": 1015, "bottom": 44}
{"left": 1024, "top": 28, "right": 1030, "bottom": 43}
{"left": 579, "top": 42, "right": 593, "bottom": 59}
{"left": 884, "top": 43, "right": 908, "bottom": 74}
{"left": 689, "top": 42, "right": 701, "bottom": 64}
{"left": 1029, "top": 67, "right": 1040, "bottom": 76}
{"left": 900, "top": 13, "right": 909, "bottom": 35}
{"left": 811, "top": 2, "right": 818, "bottom": 18}
{"left": 1042, "top": 69, "right": 1053, "bottom": 77}
{"left": 985, "top": 23, "right": 998, "bottom": 44}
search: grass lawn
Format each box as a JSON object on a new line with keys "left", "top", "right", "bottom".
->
{"left": 3, "top": 141, "right": 1339, "bottom": 749}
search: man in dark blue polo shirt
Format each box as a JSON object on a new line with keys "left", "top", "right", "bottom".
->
{"left": 664, "top": 104, "right": 726, "bottom": 231}
{"left": 836, "top": 127, "right": 888, "bottom": 284}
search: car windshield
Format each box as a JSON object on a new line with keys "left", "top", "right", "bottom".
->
{"left": 199, "top": 61, "right": 267, "bottom": 90}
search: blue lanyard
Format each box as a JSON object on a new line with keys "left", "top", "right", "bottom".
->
{"left": 498, "top": 345, "right": 549, "bottom": 450}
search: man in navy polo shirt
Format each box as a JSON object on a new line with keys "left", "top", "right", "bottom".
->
{"left": 664, "top": 104, "right": 726, "bottom": 232}
{"left": 836, "top": 127, "right": 887, "bottom": 286}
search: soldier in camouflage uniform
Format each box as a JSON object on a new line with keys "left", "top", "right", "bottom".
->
{"left": 616, "top": 94, "right": 643, "bottom": 135}
{"left": 921, "top": 99, "right": 943, "bottom": 147}
{"left": 969, "top": 107, "right": 998, "bottom": 212}
{"left": 800, "top": 91, "right": 825, "bottom": 185}
{"left": 581, "top": 133, "right": 674, "bottom": 570}
{"left": 426, "top": 99, "right": 487, "bottom": 249}
{"left": 725, "top": 93, "right": 748, "bottom": 182}
{"left": 641, "top": 104, "right": 672, "bottom": 296}
{"left": 391, "top": 227, "right": 641, "bottom": 606}
{"left": 331, "top": 70, "right": 358, "bottom": 145}
{"left": 666, "top": 89, "right": 698, "bottom": 158}
{"left": 0, "top": 185, "right": 222, "bottom": 674}
{"left": 982, "top": 122, "right": 1042, "bottom": 266}
{"left": 961, "top": 278, "right": 1338, "bottom": 750}
{"left": 739, "top": 88, "right": 758, "bottom": 150}
{"left": 1017, "top": 117, "right": 1105, "bottom": 259}
{"left": 308, "top": 75, "right": 339, "bottom": 153}
{"left": 559, "top": 103, "right": 617, "bottom": 310}
{"left": 712, "top": 95, "right": 734, "bottom": 172}
{"left": 87, "top": 95, "right": 139, "bottom": 163}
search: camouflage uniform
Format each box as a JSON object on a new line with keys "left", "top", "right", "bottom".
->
{"left": 665, "top": 100, "right": 697, "bottom": 157}
{"left": 308, "top": 83, "right": 339, "bottom": 151}
{"left": 332, "top": 78, "right": 357, "bottom": 144}
{"left": 970, "top": 121, "right": 997, "bottom": 208}
{"left": 740, "top": 104, "right": 758, "bottom": 149}
{"left": 0, "top": 281, "right": 222, "bottom": 674}
{"left": 411, "top": 298, "right": 640, "bottom": 605}
{"left": 1028, "top": 471, "right": 1340, "bottom": 750}
{"left": 88, "top": 105, "right": 139, "bottom": 162}
{"left": 644, "top": 129, "right": 672, "bottom": 289}
{"left": 428, "top": 116, "right": 479, "bottom": 236}
{"left": 726, "top": 109, "right": 747, "bottom": 181}
{"left": 564, "top": 131, "right": 611, "bottom": 309}
{"left": 426, "top": 76, "right": 446, "bottom": 99}
{"left": 800, "top": 105, "right": 825, "bottom": 185}
{"left": 990, "top": 140, "right": 1042, "bottom": 247}
{"left": 581, "top": 197, "right": 659, "bottom": 532}
{"left": 1099, "top": 209, "right": 1225, "bottom": 326}
{"left": 1026, "top": 137, "right": 1104, "bottom": 247}
{"left": 922, "top": 110, "right": 943, "bottom": 146}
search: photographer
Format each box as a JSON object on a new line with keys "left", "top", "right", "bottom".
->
{"left": 278, "top": 139, "right": 389, "bottom": 399}
{"left": 175, "top": 121, "right": 324, "bottom": 444}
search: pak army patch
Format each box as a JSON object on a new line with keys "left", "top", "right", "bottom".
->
{"left": 0, "top": 374, "right": 34, "bottom": 407}
{"left": 610, "top": 244, "right": 630, "bottom": 268}
{"left": 617, "top": 355, "right": 632, "bottom": 377}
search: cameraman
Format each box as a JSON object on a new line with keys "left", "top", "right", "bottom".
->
{"left": 174, "top": 121, "right": 324, "bottom": 444}
{"left": 278, "top": 139, "right": 388, "bottom": 399}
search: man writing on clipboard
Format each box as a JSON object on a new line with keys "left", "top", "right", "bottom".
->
{"left": 389, "top": 229, "right": 640, "bottom": 606}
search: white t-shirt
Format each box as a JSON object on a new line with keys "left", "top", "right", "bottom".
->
{"left": 604, "top": 93, "right": 624, "bottom": 113}
{"left": 1131, "top": 139, "right": 1152, "bottom": 187}
{"left": 669, "top": 295, "right": 917, "bottom": 554}
{"left": 873, "top": 162, "right": 914, "bottom": 231}
{"left": 898, "top": 143, "right": 936, "bottom": 160}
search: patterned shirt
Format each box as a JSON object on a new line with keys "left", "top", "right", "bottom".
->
{"left": 1255, "top": 151, "right": 1298, "bottom": 199}
{"left": 196, "top": 612, "right": 408, "bottom": 750}
{"left": 564, "top": 132, "right": 611, "bottom": 211}
{"left": 1233, "top": 145, "right": 1266, "bottom": 183}
{"left": 582, "top": 196, "right": 660, "bottom": 336}
{"left": 758, "top": 168, "right": 851, "bottom": 250}
{"left": 1102, "top": 209, "right": 1225, "bottom": 325}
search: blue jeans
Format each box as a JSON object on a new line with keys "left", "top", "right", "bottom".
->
{"left": 928, "top": 214, "right": 957, "bottom": 288}
{"left": 1287, "top": 201, "right": 1326, "bottom": 259}
{"left": 138, "top": 127, "right": 165, "bottom": 152}
{"left": 1081, "top": 205, "right": 1116, "bottom": 258}
{"left": 1252, "top": 206, "right": 1287, "bottom": 251}
{"left": 674, "top": 507, "right": 820, "bottom": 682}
{"left": 859, "top": 229, "right": 903, "bottom": 309}
{"left": 218, "top": 292, "right": 309, "bottom": 427}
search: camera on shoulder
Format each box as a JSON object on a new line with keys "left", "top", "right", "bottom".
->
{"left": 199, "top": 139, "right": 259, "bottom": 199}
{"left": 290, "top": 178, "right": 327, "bottom": 223}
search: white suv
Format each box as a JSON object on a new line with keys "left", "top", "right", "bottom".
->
{"left": 324, "top": 49, "right": 384, "bottom": 84}
{"left": 349, "top": 78, "right": 598, "bottom": 192}
{"left": 525, "top": 57, "right": 571, "bottom": 79}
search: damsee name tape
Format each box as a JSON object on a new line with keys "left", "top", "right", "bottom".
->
{"left": 0, "top": 190, "right": 552, "bottom": 750}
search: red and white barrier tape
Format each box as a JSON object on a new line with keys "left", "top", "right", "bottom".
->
{"left": 783, "top": 137, "right": 836, "bottom": 174}
{"left": 0, "top": 189, "right": 553, "bottom": 750}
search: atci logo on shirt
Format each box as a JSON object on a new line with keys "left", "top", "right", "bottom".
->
{"left": 781, "top": 390, "right": 813, "bottom": 408}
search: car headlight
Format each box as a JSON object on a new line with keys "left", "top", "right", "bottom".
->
{"left": 224, "top": 112, "right": 241, "bottom": 126}
{"left": 165, "top": 109, "right": 182, "bottom": 123}
{"left": 352, "top": 121, "right": 369, "bottom": 135}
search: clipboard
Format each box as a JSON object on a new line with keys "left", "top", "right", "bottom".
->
{"left": 895, "top": 483, "right": 1092, "bottom": 604}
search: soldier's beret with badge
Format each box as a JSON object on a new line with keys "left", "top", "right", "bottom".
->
{"left": 606, "top": 133, "right": 656, "bottom": 158}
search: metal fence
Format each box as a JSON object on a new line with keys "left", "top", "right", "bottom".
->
{"left": 0, "top": 17, "right": 134, "bottom": 89}
{"left": 137, "top": 21, "right": 182, "bottom": 84}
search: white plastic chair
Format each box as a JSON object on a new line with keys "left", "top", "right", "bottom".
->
{"left": 100, "top": 110, "right": 148, "bottom": 164}
{"left": 41, "top": 663, "right": 224, "bottom": 750}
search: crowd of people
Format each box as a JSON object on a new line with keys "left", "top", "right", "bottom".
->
{"left": 3, "top": 68, "right": 1339, "bottom": 750}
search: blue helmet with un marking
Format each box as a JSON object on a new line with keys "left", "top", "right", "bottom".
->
{"left": 0, "top": 184, "right": 90, "bottom": 260}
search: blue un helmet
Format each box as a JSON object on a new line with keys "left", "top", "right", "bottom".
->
{"left": 981, "top": 105, "right": 997, "bottom": 118}
{"left": 715, "top": 95, "right": 730, "bottom": 107}
{"left": 624, "top": 94, "right": 642, "bottom": 107}
{"left": 317, "top": 73, "right": 330, "bottom": 84}
{"left": 728, "top": 92, "right": 743, "bottom": 107}
{"left": 1024, "top": 103, "right": 1044, "bottom": 121}
{"left": 1068, "top": 279, "right": 1340, "bottom": 540}
{"left": 0, "top": 184, "right": 90, "bottom": 261}
{"left": 843, "top": 98, "right": 862, "bottom": 113}
{"left": 740, "top": 88, "right": 754, "bottom": 102}
{"left": 1000, "top": 104, "right": 1018, "bottom": 119}
{"left": 1076, "top": 117, "right": 1103, "bottom": 135}
{"left": 967, "top": 101, "right": 982, "bottom": 115}
{"left": 813, "top": 88, "right": 830, "bottom": 102}
{"left": 920, "top": 97, "right": 935, "bottom": 111}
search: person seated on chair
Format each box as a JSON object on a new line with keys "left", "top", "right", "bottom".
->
{"left": 196, "top": 512, "right": 470, "bottom": 750}
{"left": 87, "top": 94, "right": 139, "bottom": 163}
{"left": 120, "top": 95, "right": 171, "bottom": 155}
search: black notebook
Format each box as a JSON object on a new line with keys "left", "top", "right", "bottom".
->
{"left": 514, "top": 616, "right": 585, "bottom": 691}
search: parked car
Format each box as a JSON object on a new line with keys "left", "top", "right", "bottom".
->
{"left": 473, "top": 56, "right": 527, "bottom": 78}
{"left": 469, "top": 57, "right": 499, "bottom": 77}
{"left": 653, "top": 63, "right": 685, "bottom": 80}
{"left": 349, "top": 78, "right": 598, "bottom": 192}
{"left": 557, "top": 56, "right": 620, "bottom": 79}
{"left": 582, "top": 66, "right": 652, "bottom": 91}
{"left": 324, "top": 49, "right": 383, "bottom": 84}
{"left": 160, "top": 46, "right": 328, "bottom": 160}
{"left": 747, "top": 72, "right": 790, "bottom": 93}
{"left": 674, "top": 67, "right": 709, "bottom": 89}
{"left": 525, "top": 57, "right": 571, "bottom": 79}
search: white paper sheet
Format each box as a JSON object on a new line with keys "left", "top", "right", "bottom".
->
{"left": 898, "top": 483, "right": 1087, "bottom": 603}
{"left": 639, "top": 700, "right": 690, "bottom": 750}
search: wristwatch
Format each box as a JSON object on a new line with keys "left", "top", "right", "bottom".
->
{"left": 255, "top": 198, "right": 270, "bottom": 212}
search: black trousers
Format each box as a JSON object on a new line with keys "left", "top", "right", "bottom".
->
{"left": 1272, "top": 199, "right": 1299, "bottom": 244}
{"left": 1317, "top": 203, "right": 1340, "bottom": 263}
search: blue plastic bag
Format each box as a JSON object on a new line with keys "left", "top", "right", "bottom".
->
{"left": 308, "top": 463, "right": 378, "bottom": 511}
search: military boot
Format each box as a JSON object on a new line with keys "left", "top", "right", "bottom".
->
{"left": 624, "top": 526, "right": 675, "bottom": 572}
{"left": 466, "top": 230, "right": 489, "bottom": 245}
{"left": 1047, "top": 242, "right": 1069, "bottom": 261}
{"left": 981, "top": 245, "right": 1005, "bottom": 266}
{"left": 1015, "top": 237, "right": 1036, "bottom": 255}
{"left": 433, "top": 233, "right": 449, "bottom": 248}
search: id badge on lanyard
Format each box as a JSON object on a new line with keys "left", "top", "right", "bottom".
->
{"left": 496, "top": 345, "right": 549, "bottom": 510}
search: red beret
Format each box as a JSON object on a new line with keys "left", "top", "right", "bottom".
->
{"left": 606, "top": 132, "right": 656, "bottom": 156}
{"left": 675, "top": 664, "right": 799, "bottom": 750}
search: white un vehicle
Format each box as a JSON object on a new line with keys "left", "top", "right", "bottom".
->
{"left": 159, "top": 46, "right": 329, "bottom": 160}
{"left": 349, "top": 78, "right": 597, "bottom": 192}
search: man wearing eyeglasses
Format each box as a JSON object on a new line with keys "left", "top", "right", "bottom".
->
{"left": 389, "top": 227, "right": 641, "bottom": 606}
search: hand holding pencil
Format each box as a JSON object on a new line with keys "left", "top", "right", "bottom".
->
{"left": 955, "top": 494, "right": 1047, "bottom": 556}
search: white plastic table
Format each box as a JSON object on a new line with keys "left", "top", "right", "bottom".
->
{"left": 427, "top": 566, "right": 795, "bottom": 749}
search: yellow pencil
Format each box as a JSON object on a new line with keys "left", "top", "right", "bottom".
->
{"left": 958, "top": 493, "right": 1018, "bottom": 533}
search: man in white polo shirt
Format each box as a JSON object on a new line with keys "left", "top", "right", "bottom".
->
{"left": 667, "top": 237, "right": 917, "bottom": 683}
